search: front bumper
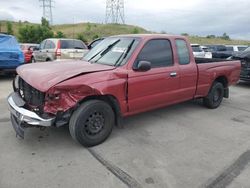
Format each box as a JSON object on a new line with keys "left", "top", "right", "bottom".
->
{"left": 7, "top": 92, "right": 55, "bottom": 138}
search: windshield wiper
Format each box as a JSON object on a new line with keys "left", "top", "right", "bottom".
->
{"left": 114, "top": 39, "right": 135, "bottom": 67}
{"left": 87, "top": 39, "right": 121, "bottom": 63}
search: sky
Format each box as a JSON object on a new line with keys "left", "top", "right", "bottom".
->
{"left": 0, "top": 0, "right": 249, "bottom": 40}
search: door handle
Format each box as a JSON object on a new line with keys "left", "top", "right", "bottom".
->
{"left": 170, "top": 72, "right": 177, "bottom": 77}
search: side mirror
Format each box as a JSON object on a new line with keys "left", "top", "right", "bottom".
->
{"left": 134, "top": 61, "right": 151, "bottom": 72}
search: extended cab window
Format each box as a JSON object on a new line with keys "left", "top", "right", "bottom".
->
{"left": 175, "top": 39, "right": 190, "bottom": 65}
{"left": 136, "top": 39, "right": 173, "bottom": 68}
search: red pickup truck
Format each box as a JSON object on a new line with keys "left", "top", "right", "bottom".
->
{"left": 8, "top": 34, "right": 241, "bottom": 147}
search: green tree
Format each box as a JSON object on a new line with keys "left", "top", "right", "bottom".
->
{"left": 92, "top": 34, "right": 99, "bottom": 40}
{"left": 77, "top": 33, "right": 87, "bottom": 43}
{"left": 132, "top": 28, "right": 139, "bottom": 34}
{"left": 7, "top": 22, "right": 13, "bottom": 35}
{"left": 18, "top": 18, "right": 53, "bottom": 43}
{"left": 54, "top": 31, "right": 66, "bottom": 38}
{"left": 181, "top": 33, "right": 189, "bottom": 36}
{"left": 220, "top": 33, "right": 230, "bottom": 40}
{"left": 206, "top": 35, "right": 216, "bottom": 39}
{"left": 41, "top": 17, "right": 50, "bottom": 28}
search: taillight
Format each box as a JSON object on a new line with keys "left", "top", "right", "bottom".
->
{"left": 55, "top": 40, "right": 61, "bottom": 57}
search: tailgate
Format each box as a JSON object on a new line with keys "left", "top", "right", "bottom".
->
{"left": 61, "top": 49, "right": 89, "bottom": 59}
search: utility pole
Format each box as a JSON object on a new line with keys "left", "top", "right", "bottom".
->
{"left": 105, "top": 0, "right": 125, "bottom": 24}
{"left": 39, "top": 0, "right": 54, "bottom": 25}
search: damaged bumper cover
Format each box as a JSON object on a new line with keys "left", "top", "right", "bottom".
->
{"left": 7, "top": 92, "right": 55, "bottom": 138}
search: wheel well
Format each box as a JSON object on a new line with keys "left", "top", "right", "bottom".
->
{"left": 215, "top": 76, "right": 228, "bottom": 88}
{"left": 46, "top": 58, "right": 51, "bottom": 61}
{"left": 79, "top": 95, "right": 122, "bottom": 126}
{"left": 214, "top": 76, "right": 229, "bottom": 98}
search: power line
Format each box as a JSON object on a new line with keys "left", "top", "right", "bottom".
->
{"left": 39, "top": 0, "right": 54, "bottom": 25}
{"left": 105, "top": 0, "right": 125, "bottom": 24}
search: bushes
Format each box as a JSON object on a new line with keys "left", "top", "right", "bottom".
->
{"left": 18, "top": 18, "right": 54, "bottom": 43}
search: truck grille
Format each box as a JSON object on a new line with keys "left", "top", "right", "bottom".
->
{"left": 18, "top": 78, "right": 45, "bottom": 107}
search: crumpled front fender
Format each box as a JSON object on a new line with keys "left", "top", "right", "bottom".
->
{"left": 44, "top": 85, "right": 101, "bottom": 114}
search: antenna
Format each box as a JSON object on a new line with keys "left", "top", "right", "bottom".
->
{"left": 105, "top": 0, "right": 125, "bottom": 24}
{"left": 39, "top": 0, "right": 54, "bottom": 25}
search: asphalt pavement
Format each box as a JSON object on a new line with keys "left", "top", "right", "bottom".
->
{"left": 0, "top": 75, "right": 250, "bottom": 188}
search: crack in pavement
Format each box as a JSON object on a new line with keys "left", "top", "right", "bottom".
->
{"left": 88, "top": 148, "right": 142, "bottom": 188}
{"left": 201, "top": 150, "right": 250, "bottom": 188}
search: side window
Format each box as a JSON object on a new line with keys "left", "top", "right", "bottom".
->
{"left": 44, "top": 40, "right": 55, "bottom": 49}
{"left": 136, "top": 39, "right": 173, "bottom": 68}
{"left": 40, "top": 40, "right": 46, "bottom": 50}
{"left": 175, "top": 39, "right": 190, "bottom": 65}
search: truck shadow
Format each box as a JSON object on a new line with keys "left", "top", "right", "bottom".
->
{"left": 21, "top": 100, "right": 204, "bottom": 149}
{"left": 112, "top": 99, "right": 205, "bottom": 138}
{"left": 236, "top": 81, "right": 250, "bottom": 88}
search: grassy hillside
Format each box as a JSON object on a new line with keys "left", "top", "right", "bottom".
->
{"left": 0, "top": 20, "right": 250, "bottom": 45}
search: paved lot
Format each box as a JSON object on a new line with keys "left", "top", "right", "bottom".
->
{"left": 0, "top": 75, "right": 250, "bottom": 188}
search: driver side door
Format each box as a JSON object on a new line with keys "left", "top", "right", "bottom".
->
{"left": 127, "top": 39, "right": 180, "bottom": 114}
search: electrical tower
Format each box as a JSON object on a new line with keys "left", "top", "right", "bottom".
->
{"left": 39, "top": 0, "right": 54, "bottom": 25}
{"left": 105, "top": 0, "right": 125, "bottom": 24}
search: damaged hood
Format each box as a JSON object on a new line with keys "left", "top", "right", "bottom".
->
{"left": 17, "top": 60, "right": 115, "bottom": 92}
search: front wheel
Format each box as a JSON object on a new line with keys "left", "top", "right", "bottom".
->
{"left": 203, "top": 81, "right": 224, "bottom": 109}
{"left": 69, "top": 100, "right": 114, "bottom": 147}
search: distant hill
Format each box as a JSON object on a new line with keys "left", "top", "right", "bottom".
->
{"left": 0, "top": 20, "right": 249, "bottom": 45}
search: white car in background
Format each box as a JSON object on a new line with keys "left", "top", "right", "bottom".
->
{"left": 200, "top": 45, "right": 212, "bottom": 59}
{"left": 191, "top": 44, "right": 208, "bottom": 58}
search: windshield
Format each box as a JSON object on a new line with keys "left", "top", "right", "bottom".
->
{"left": 192, "top": 46, "right": 202, "bottom": 52}
{"left": 244, "top": 47, "right": 250, "bottom": 52}
{"left": 83, "top": 37, "right": 140, "bottom": 66}
{"left": 238, "top": 46, "right": 247, "bottom": 51}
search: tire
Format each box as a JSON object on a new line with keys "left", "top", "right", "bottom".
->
{"left": 69, "top": 100, "right": 114, "bottom": 147}
{"left": 203, "top": 81, "right": 224, "bottom": 109}
{"left": 31, "top": 57, "right": 36, "bottom": 63}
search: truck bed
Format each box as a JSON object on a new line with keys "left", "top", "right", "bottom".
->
{"left": 195, "top": 57, "right": 232, "bottom": 64}
{"left": 195, "top": 59, "right": 241, "bottom": 98}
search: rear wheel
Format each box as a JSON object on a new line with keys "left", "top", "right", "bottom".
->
{"left": 69, "top": 100, "right": 114, "bottom": 147}
{"left": 31, "top": 57, "right": 36, "bottom": 63}
{"left": 203, "top": 81, "right": 224, "bottom": 109}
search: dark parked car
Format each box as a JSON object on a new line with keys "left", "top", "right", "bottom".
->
{"left": 206, "top": 45, "right": 232, "bottom": 59}
{"left": 0, "top": 34, "right": 24, "bottom": 74}
{"left": 231, "top": 47, "right": 250, "bottom": 82}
